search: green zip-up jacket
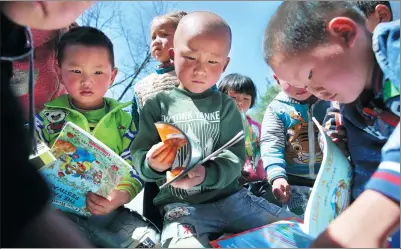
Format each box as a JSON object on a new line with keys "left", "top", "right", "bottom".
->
{"left": 130, "top": 87, "right": 245, "bottom": 207}
{"left": 35, "top": 94, "right": 143, "bottom": 200}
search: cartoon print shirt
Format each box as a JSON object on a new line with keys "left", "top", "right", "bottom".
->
{"left": 260, "top": 92, "right": 330, "bottom": 184}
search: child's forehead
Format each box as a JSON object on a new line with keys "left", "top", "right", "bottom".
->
{"left": 151, "top": 19, "right": 176, "bottom": 32}
{"left": 62, "top": 44, "right": 112, "bottom": 67}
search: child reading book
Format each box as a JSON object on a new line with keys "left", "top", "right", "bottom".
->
{"left": 259, "top": 76, "right": 330, "bottom": 216}
{"left": 263, "top": 1, "right": 399, "bottom": 247}
{"left": 35, "top": 26, "right": 147, "bottom": 248}
{"left": 131, "top": 11, "right": 297, "bottom": 248}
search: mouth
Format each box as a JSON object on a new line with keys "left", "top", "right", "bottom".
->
{"left": 80, "top": 90, "right": 94, "bottom": 96}
{"left": 328, "top": 93, "right": 337, "bottom": 101}
{"left": 295, "top": 90, "right": 308, "bottom": 95}
{"left": 192, "top": 80, "right": 205, "bottom": 84}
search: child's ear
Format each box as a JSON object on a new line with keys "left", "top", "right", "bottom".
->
{"left": 168, "top": 48, "right": 175, "bottom": 62}
{"left": 110, "top": 67, "right": 118, "bottom": 86}
{"left": 273, "top": 75, "right": 281, "bottom": 85}
{"left": 375, "top": 4, "right": 392, "bottom": 23}
{"left": 222, "top": 57, "right": 230, "bottom": 72}
{"left": 328, "top": 17, "right": 358, "bottom": 48}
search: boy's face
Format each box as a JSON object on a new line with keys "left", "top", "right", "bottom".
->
{"left": 58, "top": 45, "right": 117, "bottom": 110}
{"left": 274, "top": 76, "right": 312, "bottom": 101}
{"left": 171, "top": 31, "right": 230, "bottom": 93}
{"left": 2, "top": 1, "right": 93, "bottom": 30}
{"left": 227, "top": 91, "right": 252, "bottom": 113}
{"left": 150, "top": 20, "right": 176, "bottom": 63}
{"left": 271, "top": 18, "right": 373, "bottom": 104}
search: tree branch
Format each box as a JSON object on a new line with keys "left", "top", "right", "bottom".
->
{"left": 118, "top": 52, "right": 152, "bottom": 101}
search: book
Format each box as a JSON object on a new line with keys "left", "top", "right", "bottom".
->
{"left": 29, "top": 138, "right": 56, "bottom": 170}
{"left": 210, "top": 118, "right": 353, "bottom": 248}
{"left": 154, "top": 122, "right": 244, "bottom": 188}
{"left": 39, "top": 122, "right": 132, "bottom": 216}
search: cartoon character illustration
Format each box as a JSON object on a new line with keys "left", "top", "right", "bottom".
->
{"left": 92, "top": 171, "right": 102, "bottom": 184}
{"left": 330, "top": 180, "right": 350, "bottom": 218}
{"left": 285, "top": 111, "right": 323, "bottom": 164}
{"left": 44, "top": 109, "right": 68, "bottom": 134}
{"left": 71, "top": 147, "right": 96, "bottom": 164}
{"left": 52, "top": 139, "right": 76, "bottom": 158}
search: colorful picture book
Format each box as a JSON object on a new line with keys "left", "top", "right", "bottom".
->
{"left": 210, "top": 118, "right": 353, "bottom": 248}
{"left": 39, "top": 122, "right": 132, "bottom": 216}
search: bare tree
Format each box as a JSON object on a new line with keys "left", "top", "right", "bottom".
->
{"left": 78, "top": 1, "right": 178, "bottom": 102}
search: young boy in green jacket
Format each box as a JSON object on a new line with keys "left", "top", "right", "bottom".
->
{"left": 36, "top": 26, "right": 149, "bottom": 248}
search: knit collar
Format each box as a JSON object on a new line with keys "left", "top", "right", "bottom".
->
{"left": 155, "top": 61, "right": 175, "bottom": 74}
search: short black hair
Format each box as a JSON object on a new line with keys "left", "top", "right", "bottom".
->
{"left": 57, "top": 26, "right": 115, "bottom": 67}
{"left": 218, "top": 73, "right": 257, "bottom": 108}
{"left": 263, "top": 1, "right": 366, "bottom": 65}
{"left": 353, "top": 1, "right": 393, "bottom": 20}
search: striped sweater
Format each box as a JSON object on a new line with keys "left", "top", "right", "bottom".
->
{"left": 260, "top": 92, "right": 330, "bottom": 184}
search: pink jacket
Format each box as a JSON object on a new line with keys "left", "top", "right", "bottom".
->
{"left": 243, "top": 115, "right": 266, "bottom": 182}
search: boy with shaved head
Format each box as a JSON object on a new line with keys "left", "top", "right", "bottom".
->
{"left": 131, "top": 11, "right": 296, "bottom": 248}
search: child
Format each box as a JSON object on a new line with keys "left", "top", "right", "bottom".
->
{"left": 259, "top": 76, "right": 330, "bottom": 216}
{"left": 35, "top": 26, "right": 149, "bottom": 248}
{"left": 354, "top": 1, "right": 393, "bottom": 32}
{"left": 217, "top": 73, "right": 266, "bottom": 184}
{"left": 131, "top": 11, "right": 187, "bottom": 127}
{"left": 323, "top": 0, "right": 395, "bottom": 200}
{"left": 263, "top": 1, "right": 399, "bottom": 247}
{"left": 131, "top": 11, "right": 296, "bottom": 248}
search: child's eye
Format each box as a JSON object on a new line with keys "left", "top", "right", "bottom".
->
{"left": 94, "top": 71, "right": 103, "bottom": 75}
{"left": 184, "top": 56, "right": 195, "bottom": 60}
{"left": 208, "top": 60, "right": 218, "bottom": 64}
{"left": 161, "top": 33, "right": 169, "bottom": 37}
{"left": 70, "top": 70, "right": 81, "bottom": 74}
{"left": 151, "top": 36, "right": 156, "bottom": 41}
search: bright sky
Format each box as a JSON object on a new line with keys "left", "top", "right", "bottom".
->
{"left": 82, "top": 1, "right": 400, "bottom": 108}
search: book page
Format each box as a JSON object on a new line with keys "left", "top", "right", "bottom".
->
{"left": 302, "top": 118, "right": 353, "bottom": 237}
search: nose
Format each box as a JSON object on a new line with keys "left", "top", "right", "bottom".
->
{"left": 80, "top": 74, "right": 92, "bottom": 88}
{"left": 193, "top": 61, "right": 206, "bottom": 77}
{"left": 152, "top": 37, "right": 162, "bottom": 47}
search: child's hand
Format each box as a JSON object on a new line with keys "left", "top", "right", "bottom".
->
{"left": 146, "top": 142, "right": 177, "bottom": 172}
{"left": 272, "top": 178, "right": 291, "bottom": 203}
{"left": 169, "top": 165, "right": 206, "bottom": 189}
{"left": 86, "top": 190, "right": 130, "bottom": 216}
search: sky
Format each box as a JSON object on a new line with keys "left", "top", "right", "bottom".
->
{"left": 79, "top": 1, "right": 400, "bottom": 108}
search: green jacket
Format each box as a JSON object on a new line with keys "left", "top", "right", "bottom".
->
{"left": 131, "top": 88, "right": 245, "bottom": 207}
{"left": 35, "top": 94, "right": 143, "bottom": 200}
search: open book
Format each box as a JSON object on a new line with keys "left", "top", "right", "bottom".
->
{"left": 39, "top": 122, "right": 132, "bottom": 216}
{"left": 154, "top": 122, "right": 244, "bottom": 188}
{"left": 210, "top": 118, "right": 353, "bottom": 248}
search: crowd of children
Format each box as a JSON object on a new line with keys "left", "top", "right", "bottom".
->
{"left": 3, "top": 0, "right": 398, "bottom": 248}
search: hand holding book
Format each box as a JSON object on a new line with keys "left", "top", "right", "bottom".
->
{"left": 169, "top": 165, "right": 206, "bottom": 189}
{"left": 86, "top": 189, "right": 131, "bottom": 216}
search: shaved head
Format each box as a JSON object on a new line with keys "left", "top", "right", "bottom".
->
{"left": 169, "top": 11, "right": 232, "bottom": 94}
{"left": 174, "top": 11, "right": 232, "bottom": 54}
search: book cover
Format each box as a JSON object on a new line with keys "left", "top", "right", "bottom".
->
{"left": 209, "top": 218, "right": 314, "bottom": 248}
{"left": 154, "top": 122, "right": 244, "bottom": 188}
{"left": 210, "top": 119, "right": 352, "bottom": 248}
{"left": 39, "top": 122, "right": 132, "bottom": 216}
